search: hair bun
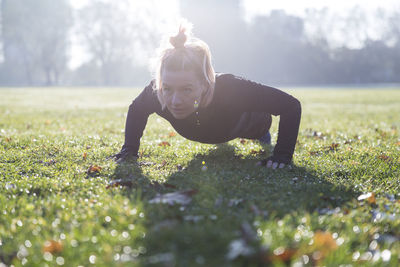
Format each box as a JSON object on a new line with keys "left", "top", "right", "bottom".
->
{"left": 169, "top": 25, "right": 187, "bottom": 49}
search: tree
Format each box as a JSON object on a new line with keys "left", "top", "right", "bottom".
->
{"left": 0, "top": 0, "right": 71, "bottom": 86}
{"left": 75, "top": 0, "right": 155, "bottom": 86}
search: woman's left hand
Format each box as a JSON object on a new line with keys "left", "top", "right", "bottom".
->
{"left": 258, "top": 155, "right": 290, "bottom": 169}
{"left": 266, "top": 160, "right": 285, "bottom": 169}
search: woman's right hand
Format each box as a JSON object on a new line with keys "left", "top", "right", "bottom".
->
{"left": 108, "top": 147, "right": 138, "bottom": 164}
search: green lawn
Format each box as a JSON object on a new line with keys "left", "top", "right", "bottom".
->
{"left": 1, "top": 87, "right": 399, "bottom": 266}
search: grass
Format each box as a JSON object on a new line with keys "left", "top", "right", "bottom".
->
{"left": 0, "top": 87, "right": 399, "bottom": 266}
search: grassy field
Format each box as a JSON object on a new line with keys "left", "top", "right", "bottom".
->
{"left": 0, "top": 87, "right": 399, "bottom": 266}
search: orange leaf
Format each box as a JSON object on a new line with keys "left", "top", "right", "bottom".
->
{"left": 396, "top": 141, "right": 400, "bottom": 146}
{"left": 357, "top": 192, "right": 376, "bottom": 204}
{"left": 169, "top": 132, "right": 177, "bottom": 137}
{"left": 240, "top": 139, "right": 247, "bottom": 144}
{"left": 158, "top": 141, "right": 171, "bottom": 147}
{"left": 378, "top": 154, "right": 391, "bottom": 162}
{"left": 271, "top": 247, "right": 298, "bottom": 262}
{"left": 83, "top": 152, "right": 87, "bottom": 160}
{"left": 88, "top": 165, "right": 102, "bottom": 173}
{"left": 329, "top": 143, "right": 340, "bottom": 151}
{"left": 42, "top": 240, "right": 63, "bottom": 254}
{"left": 312, "top": 231, "right": 338, "bottom": 257}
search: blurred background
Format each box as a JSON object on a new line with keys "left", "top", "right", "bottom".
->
{"left": 0, "top": 0, "right": 399, "bottom": 87}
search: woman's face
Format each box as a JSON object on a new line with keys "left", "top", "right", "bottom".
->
{"left": 161, "top": 70, "right": 203, "bottom": 119}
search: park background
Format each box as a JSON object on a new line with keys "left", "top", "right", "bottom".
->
{"left": 1, "top": 0, "right": 400, "bottom": 87}
{"left": 1, "top": 1, "right": 400, "bottom": 266}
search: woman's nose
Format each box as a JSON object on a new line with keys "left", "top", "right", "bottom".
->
{"left": 172, "top": 93, "right": 184, "bottom": 106}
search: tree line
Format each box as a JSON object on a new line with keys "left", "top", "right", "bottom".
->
{"left": 1, "top": 0, "right": 399, "bottom": 87}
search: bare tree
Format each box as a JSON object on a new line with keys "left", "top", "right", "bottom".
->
{"left": 1, "top": 0, "right": 71, "bottom": 85}
{"left": 76, "top": 0, "right": 154, "bottom": 85}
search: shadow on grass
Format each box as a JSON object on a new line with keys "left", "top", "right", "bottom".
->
{"left": 111, "top": 142, "right": 359, "bottom": 265}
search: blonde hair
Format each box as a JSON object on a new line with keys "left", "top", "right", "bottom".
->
{"left": 151, "top": 20, "right": 216, "bottom": 109}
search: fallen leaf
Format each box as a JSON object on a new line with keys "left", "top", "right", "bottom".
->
{"left": 396, "top": 141, "right": 400, "bottom": 146}
{"left": 357, "top": 192, "right": 376, "bottom": 204}
{"left": 378, "top": 154, "right": 392, "bottom": 162}
{"left": 88, "top": 165, "right": 102, "bottom": 173}
{"left": 240, "top": 139, "right": 247, "bottom": 144}
{"left": 42, "top": 240, "right": 63, "bottom": 254}
{"left": 169, "top": 132, "right": 177, "bottom": 137}
{"left": 311, "top": 231, "right": 338, "bottom": 259}
{"left": 148, "top": 189, "right": 198, "bottom": 205}
{"left": 271, "top": 247, "right": 298, "bottom": 262}
{"left": 329, "top": 143, "right": 340, "bottom": 151}
{"left": 45, "top": 120, "right": 51, "bottom": 125}
{"left": 158, "top": 141, "right": 171, "bottom": 147}
{"left": 83, "top": 152, "right": 87, "bottom": 160}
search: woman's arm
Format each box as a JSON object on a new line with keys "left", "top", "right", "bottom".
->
{"left": 225, "top": 74, "right": 302, "bottom": 166}
{"left": 114, "top": 80, "right": 160, "bottom": 162}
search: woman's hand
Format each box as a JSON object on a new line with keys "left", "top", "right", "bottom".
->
{"left": 108, "top": 147, "right": 138, "bottom": 164}
{"left": 266, "top": 160, "right": 285, "bottom": 169}
{"left": 258, "top": 155, "right": 290, "bottom": 169}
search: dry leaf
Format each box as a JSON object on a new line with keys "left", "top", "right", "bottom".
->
{"left": 169, "top": 132, "right": 177, "bottom": 137}
{"left": 310, "top": 231, "right": 338, "bottom": 262}
{"left": 42, "top": 240, "right": 63, "bottom": 254}
{"left": 240, "top": 139, "right": 247, "bottom": 144}
{"left": 149, "top": 189, "right": 198, "bottom": 205}
{"left": 82, "top": 152, "right": 87, "bottom": 160}
{"left": 378, "top": 154, "right": 391, "bottom": 162}
{"left": 87, "top": 165, "right": 102, "bottom": 176}
{"left": 395, "top": 141, "right": 400, "bottom": 146}
{"left": 158, "top": 141, "right": 171, "bottom": 147}
{"left": 329, "top": 143, "right": 340, "bottom": 151}
{"left": 271, "top": 247, "right": 298, "bottom": 262}
{"left": 357, "top": 192, "right": 376, "bottom": 204}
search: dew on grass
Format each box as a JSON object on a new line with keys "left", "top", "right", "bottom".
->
{"left": 110, "top": 229, "right": 117, "bottom": 236}
{"left": 56, "top": 257, "right": 65, "bottom": 265}
{"left": 114, "top": 253, "right": 120, "bottom": 261}
{"left": 122, "top": 231, "right": 130, "bottom": 239}
{"left": 89, "top": 255, "right": 96, "bottom": 264}
{"left": 130, "top": 208, "right": 137, "bottom": 215}
{"left": 352, "top": 251, "right": 360, "bottom": 261}
{"left": 43, "top": 252, "right": 53, "bottom": 261}
{"left": 70, "top": 239, "right": 78, "bottom": 247}
{"left": 24, "top": 240, "right": 32, "bottom": 248}
{"left": 123, "top": 246, "right": 132, "bottom": 254}
{"left": 381, "top": 249, "right": 391, "bottom": 262}
{"left": 336, "top": 237, "right": 344, "bottom": 246}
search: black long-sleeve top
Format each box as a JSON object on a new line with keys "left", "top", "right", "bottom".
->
{"left": 122, "top": 73, "right": 301, "bottom": 163}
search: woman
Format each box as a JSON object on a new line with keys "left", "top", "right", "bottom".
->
{"left": 112, "top": 23, "right": 301, "bottom": 169}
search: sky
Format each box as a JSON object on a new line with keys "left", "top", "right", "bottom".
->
{"left": 68, "top": 0, "right": 400, "bottom": 69}
{"left": 241, "top": 0, "right": 400, "bottom": 20}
